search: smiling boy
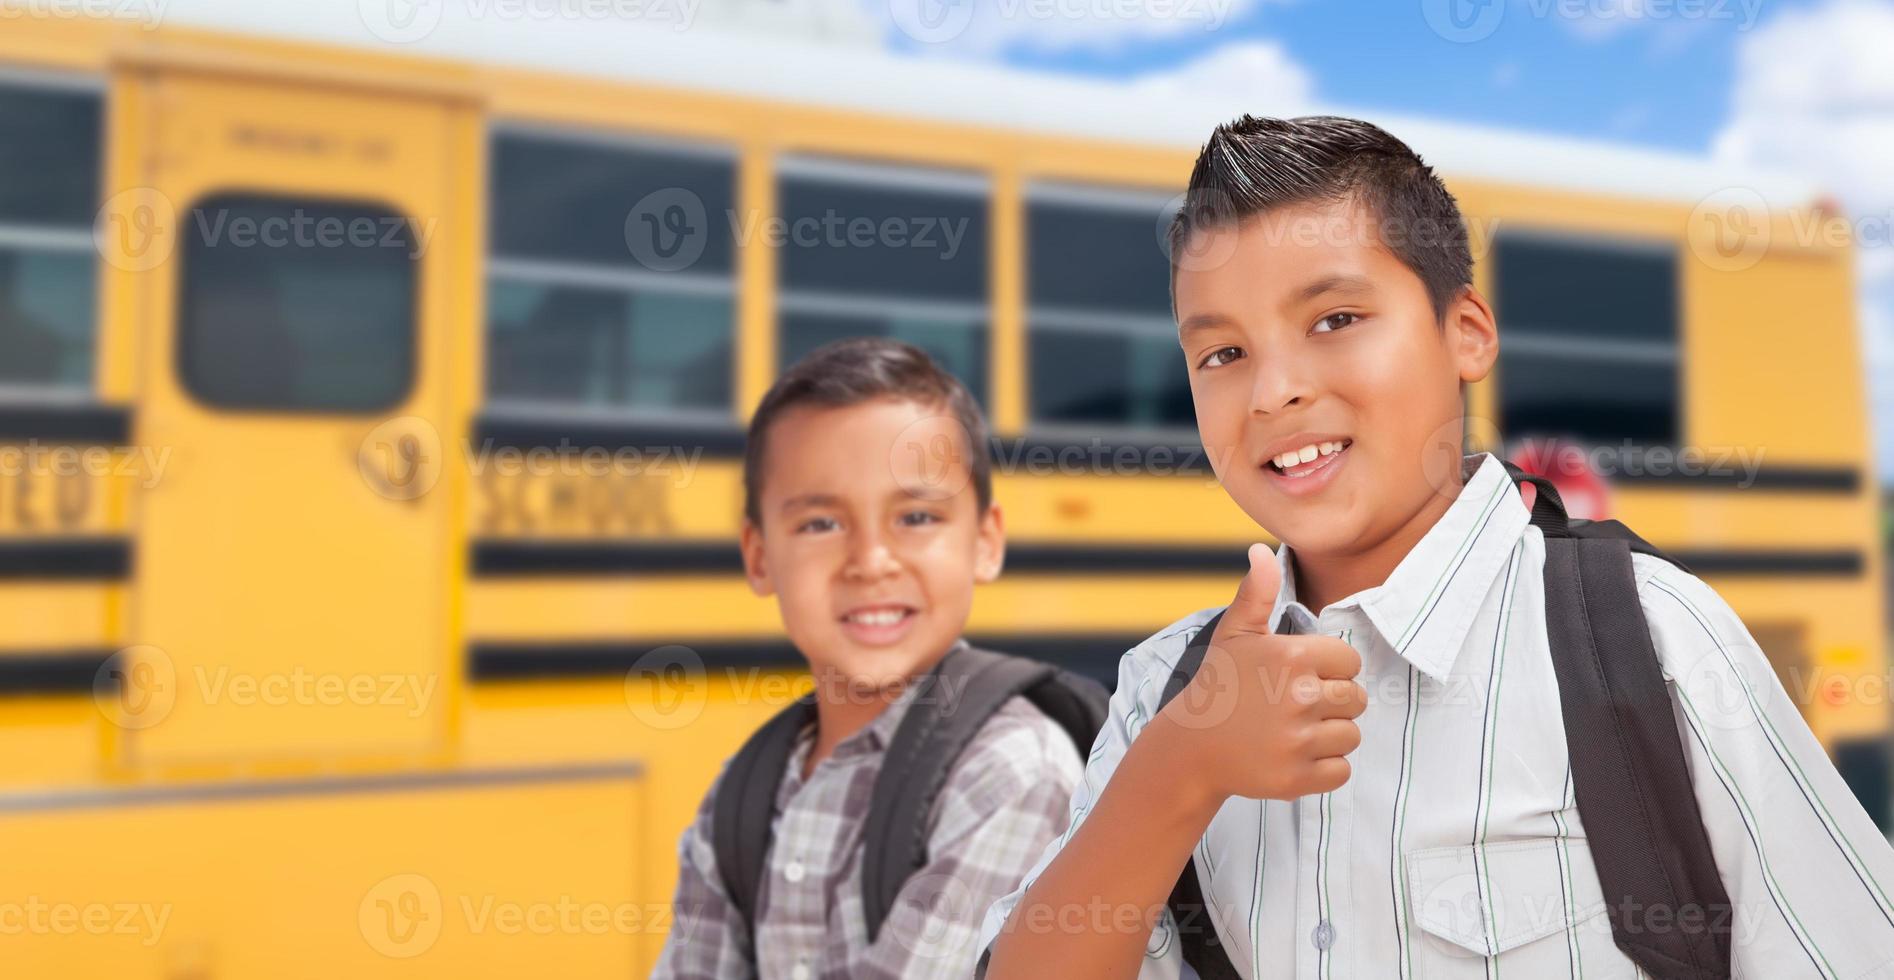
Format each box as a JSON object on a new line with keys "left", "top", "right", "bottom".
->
{"left": 653, "top": 337, "right": 1086, "bottom": 980}
{"left": 980, "top": 115, "right": 1894, "bottom": 978}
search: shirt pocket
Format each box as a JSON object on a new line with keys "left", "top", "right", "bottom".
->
{"left": 1406, "top": 836, "right": 1637, "bottom": 979}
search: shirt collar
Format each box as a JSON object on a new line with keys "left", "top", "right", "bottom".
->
{"left": 1269, "top": 453, "right": 1529, "bottom": 683}
{"left": 793, "top": 643, "right": 952, "bottom": 767}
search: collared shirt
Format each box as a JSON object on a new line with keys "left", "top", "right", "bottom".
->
{"left": 655, "top": 662, "right": 1084, "bottom": 980}
{"left": 980, "top": 452, "right": 1894, "bottom": 979}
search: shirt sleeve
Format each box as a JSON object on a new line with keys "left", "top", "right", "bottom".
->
{"left": 651, "top": 770, "right": 756, "bottom": 980}
{"left": 1641, "top": 559, "right": 1894, "bottom": 978}
{"left": 854, "top": 696, "right": 1085, "bottom": 980}
{"left": 975, "top": 616, "right": 1218, "bottom": 980}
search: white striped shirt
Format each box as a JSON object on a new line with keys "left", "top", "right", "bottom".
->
{"left": 979, "top": 452, "right": 1894, "bottom": 979}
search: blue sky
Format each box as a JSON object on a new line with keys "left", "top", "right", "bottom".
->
{"left": 1002, "top": 0, "right": 1773, "bottom": 153}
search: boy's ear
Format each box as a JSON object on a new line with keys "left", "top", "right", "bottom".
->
{"left": 1446, "top": 285, "right": 1500, "bottom": 384}
{"left": 974, "top": 502, "right": 1005, "bottom": 584}
{"left": 738, "top": 518, "right": 775, "bottom": 597}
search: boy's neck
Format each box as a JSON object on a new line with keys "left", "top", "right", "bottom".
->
{"left": 802, "top": 681, "right": 898, "bottom": 779}
{"left": 1291, "top": 472, "right": 1467, "bottom": 615}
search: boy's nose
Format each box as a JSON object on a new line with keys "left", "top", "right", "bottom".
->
{"left": 842, "top": 534, "right": 902, "bottom": 581}
{"left": 1248, "top": 360, "right": 1310, "bottom": 415}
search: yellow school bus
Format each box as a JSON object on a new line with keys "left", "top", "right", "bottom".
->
{"left": 0, "top": 7, "right": 1882, "bottom": 977}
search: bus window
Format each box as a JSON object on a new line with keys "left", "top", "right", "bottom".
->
{"left": 776, "top": 157, "right": 989, "bottom": 406}
{"left": 0, "top": 77, "right": 102, "bottom": 391}
{"left": 1026, "top": 184, "right": 1191, "bottom": 431}
{"left": 177, "top": 194, "right": 417, "bottom": 412}
{"left": 1493, "top": 234, "right": 1680, "bottom": 445}
{"left": 487, "top": 130, "right": 736, "bottom": 417}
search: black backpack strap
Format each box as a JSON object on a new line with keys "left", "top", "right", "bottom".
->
{"left": 860, "top": 643, "right": 1107, "bottom": 944}
{"left": 1527, "top": 471, "right": 1734, "bottom": 978}
{"left": 1153, "top": 612, "right": 1243, "bottom": 980}
{"left": 710, "top": 694, "right": 819, "bottom": 936}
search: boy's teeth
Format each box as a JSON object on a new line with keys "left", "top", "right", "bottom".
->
{"left": 849, "top": 609, "right": 907, "bottom": 626}
{"left": 1272, "top": 440, "right": 1349, "bottom": 471}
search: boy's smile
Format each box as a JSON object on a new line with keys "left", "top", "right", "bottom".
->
{"left": 1173, "top": 196, "right": 1497, "bottom": 598}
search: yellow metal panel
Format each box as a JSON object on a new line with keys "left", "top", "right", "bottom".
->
{"left": 0, "top": 698, "right": 100, "bottom": 789}
{"left": 0, "top": 584, "right": 118, "bottom": 649}
{"left": 123, "top": 71, "right": 459, "bottom": 769}
{"left": 0, "top": 769, "right": 649, "bottom": 978}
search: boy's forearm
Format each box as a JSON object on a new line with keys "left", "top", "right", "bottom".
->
{"left": 986, "top": 715, "right": 1224, "bottom": 980}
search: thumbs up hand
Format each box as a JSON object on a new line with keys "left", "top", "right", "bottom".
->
{"left": 1157, "top": 543, "right": 1367, "bottom": 802}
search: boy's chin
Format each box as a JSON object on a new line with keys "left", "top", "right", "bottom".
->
{"left": 802, "top": 637, "right": 954, "bottom": 697}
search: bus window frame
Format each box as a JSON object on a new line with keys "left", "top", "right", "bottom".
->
{"left": 0, "top": 66, "right": 107, "bottom": 402}
{"left": 483, "top": 120, "right": 741, "bottom": 427}
{"left": 1490, "top": 226, "right": 1683, "bottom": 448}
{"left": 1023, "top": 179, "right": 1198, "bottom": 445}
{"left": 774, "top": 153, "right": 992, "bottom": 402}
{"left": 172, "top": 190, "right": 423, "bottom": 417}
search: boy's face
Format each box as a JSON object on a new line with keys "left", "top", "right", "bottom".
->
{"left": 1173, "top": 197, "right": 1498, "bottom": 559}
{"left": 739, "top": 397, "right": 1004, "bottom": 692}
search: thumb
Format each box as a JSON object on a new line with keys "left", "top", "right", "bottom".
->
{"left": 1224, "top": 542, "right": 1282, "bottom": 633}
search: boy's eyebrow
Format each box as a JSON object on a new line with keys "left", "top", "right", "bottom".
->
{"left": 1177, "top": 312, "right": 1240, "bottom": 339}
{"left": 779, "top": 493, "right": 843, "bottom": 513}
{"left": 1291, "top": 273, "right": 1376, "bottom": 306}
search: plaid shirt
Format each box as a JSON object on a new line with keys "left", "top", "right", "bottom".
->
{"left": 654, "top": 674, "right": 1084, "bottom": 980}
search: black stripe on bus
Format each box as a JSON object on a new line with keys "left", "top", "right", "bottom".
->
{"left": 473, "top": 414, "right": 748, "bottom": 456}
{"left": 0, "top": 538, "right": 132, "bottom": 579}
{"left": 469, "top": 633, "right": 1139, "bottom": 686}
{"left": 1672, "top": 549, "right": 1863, "bottom": 576}
{"left": 471, "top": 539, "right": 1865, "bottom": 579}
{"left": 0, "top": 649, "right": 112, "bottom": 697}
{"left": 0, "top": 402, "right": 132, "bottom": 444}
{"left": 1611, "top": 465, "right": 1859, "bottom": 492}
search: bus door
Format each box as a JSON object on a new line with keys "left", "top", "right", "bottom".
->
{"left": 124, "top": 66, "right": 464, "bottom": 767}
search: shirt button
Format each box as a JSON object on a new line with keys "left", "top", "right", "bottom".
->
{"left": 783, "top": 860, "right": 806, "bottom": 884}
{"left": 790, "top": 963, "right": 812, "bottom": 980}
{"left": 1312, "top": 920, "right": 1335, "bottom": 951}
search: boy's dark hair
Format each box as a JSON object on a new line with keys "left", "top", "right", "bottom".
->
{"left": 742, "top": 337, "right": 992, "bottom": 525}
{"left": 1166, "top": 114, "right": 1474, "bottom": 321}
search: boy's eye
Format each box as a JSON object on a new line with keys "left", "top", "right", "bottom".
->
{"left": 796, "top": 516, "right": 839, "bottom": 534}
{"left": 898, "top": 510, "right": 942, "bottom": 527}
{"left": 1197, "top": 345, "right": 1244, "bottom": 370}
{"left": 1312, "top": 312, "right": 1359, "bottom": 334}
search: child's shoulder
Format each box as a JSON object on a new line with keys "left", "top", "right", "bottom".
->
{"left": 954, "top": 693, "right": 1086, "bottom": 784}
{"left": 1626, "top": 550, "right": 1754, "bottom": 675}
{"left": 1123, "top": 605, "right": 1227, "bottom": 674}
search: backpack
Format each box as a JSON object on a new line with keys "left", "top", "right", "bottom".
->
{"left": 1158, "top": 462, "right": 1735, "bottom": 980}
{"left": 711, "top": 641, "right": 1110, "bottom": 948}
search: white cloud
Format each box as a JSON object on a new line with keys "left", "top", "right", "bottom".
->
{"left": 1124, "top": 39, "right": 1314, "bottom": 113}
{"left": 1709, "top": 0, "right": 1894, "bottom": 477}
{"left": 878, "top": 0, "right": 1286, "bottom": 58}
